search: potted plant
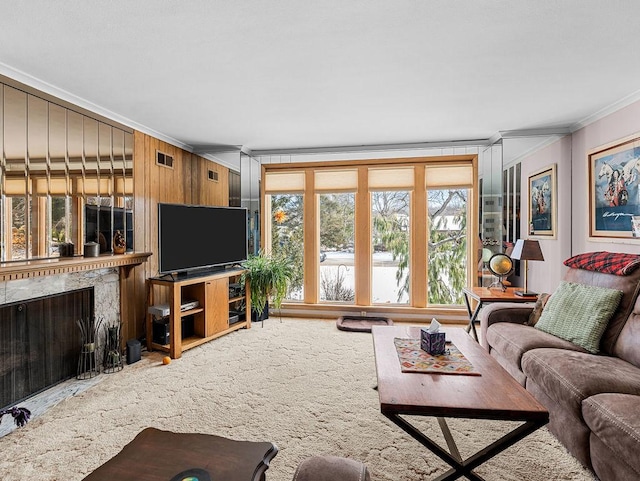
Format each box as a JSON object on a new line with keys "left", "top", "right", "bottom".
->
{"left": 240, "top": 251, "right": 293, "bottom": 321}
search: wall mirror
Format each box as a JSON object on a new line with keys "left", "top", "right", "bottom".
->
{"left": 0, "top": 83, "right": 134, "bottom": 262}
{"left": 240, "top": 152, "right": 261, "bottom": 256}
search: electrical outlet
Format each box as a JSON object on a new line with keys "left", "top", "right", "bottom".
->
{"left": 360, "top": 311, "right": 367, "bottom": 317}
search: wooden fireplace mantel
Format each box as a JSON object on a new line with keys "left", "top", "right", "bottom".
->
{"left": 0, "top": 252, "right": 152, "bottom": 282}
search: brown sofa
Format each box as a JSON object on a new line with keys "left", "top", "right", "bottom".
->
{"left": 480, "top": 265, "right": 640, "bottom": 481}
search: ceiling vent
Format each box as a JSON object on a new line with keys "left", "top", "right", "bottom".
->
{"left": 156, "top": 151, "right": 174, "bottom": 168}
{"left": 208, "top": 170, "right": 219, "bottom": 182}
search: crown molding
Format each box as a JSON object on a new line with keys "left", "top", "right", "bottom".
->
{"left": 499, "top": 127, "right": 572, "bottom": 138}
{"left": 250, "top": 138, "right": 491, "bottom": 157}
{"left": 571, "top": 87, "right": 640, "bottom": 132}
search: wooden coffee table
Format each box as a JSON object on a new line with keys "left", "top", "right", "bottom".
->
{"left": 82, "top": 428, "right": 278, "bottom": 481}
{"left": 372, "top": 326, "right": 548, "bottom": 481}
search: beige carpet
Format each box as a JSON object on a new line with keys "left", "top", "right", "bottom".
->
{"left": 0, "top": 319, "right": 595, "bottom": 481}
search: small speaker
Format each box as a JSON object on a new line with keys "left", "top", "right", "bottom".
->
{"left": 126, "top": 339, "right": 141, "bottom": 364}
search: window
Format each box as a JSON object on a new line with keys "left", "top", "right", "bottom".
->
{"left": 319, "top": 193, "right": 355, "bottom": 303}
{"left": 427, "top": 189, "right": 468, "bottom": 305}
{"left": 269, "top": 193, "right": 304, "bottom": 301}
{"left": 372, "top": 191, "right": 411, "bottom": 304}
{"left": 10, "top": 196, "right": 30, "bottom": 260}
{"left": 49, "top": 196, "right": 69, "bottom": 257}
{"left": 262, "top": 156, "right": 477, "bottom": 313}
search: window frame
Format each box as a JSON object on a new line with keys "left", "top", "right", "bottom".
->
{"left": 261, "top": 155, "right": 478, "bottom": 317}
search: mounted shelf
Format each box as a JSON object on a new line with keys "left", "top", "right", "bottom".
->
{"left": 0, "top": 252, "right": 152, "bottom": 282}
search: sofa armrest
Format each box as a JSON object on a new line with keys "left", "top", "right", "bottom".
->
{"left": 479, "top": 303, "right": 535, "bottom": 350}
{"left": 293, "top": 455, "right": 371, "bottom": 481}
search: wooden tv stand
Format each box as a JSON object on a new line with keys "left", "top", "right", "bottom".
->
{"left": 146, "top": 268, "right": 250, "bottom": 359}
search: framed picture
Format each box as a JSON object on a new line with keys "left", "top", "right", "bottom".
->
{"left": 589, "top": 133, "right": 640, "bottom": 239}
{"left": 528, "top": 164, "right": 557, "bottom": 238}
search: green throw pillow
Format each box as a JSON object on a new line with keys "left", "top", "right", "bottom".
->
{"left": 535, "top": 281, "right": 623, "bottom": 353}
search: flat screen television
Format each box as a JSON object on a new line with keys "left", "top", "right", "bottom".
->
{"left": 158, "top": 203, "right": 248, "bottom": 275}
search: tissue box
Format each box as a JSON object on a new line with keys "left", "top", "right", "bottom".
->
{"left": 421, "top": 327, "right": 446, "bottom": 355}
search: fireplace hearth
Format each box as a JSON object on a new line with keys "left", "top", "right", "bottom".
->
{"left": 0, "top": 288, "right": 94, "bottom": 410}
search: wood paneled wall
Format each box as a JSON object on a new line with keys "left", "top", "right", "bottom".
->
{"left": 120, "top": 131, "right": 230, "bottom": 341}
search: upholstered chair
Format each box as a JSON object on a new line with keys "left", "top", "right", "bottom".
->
{"left": 293, "top": 455, "right": 371, "bottom": 481}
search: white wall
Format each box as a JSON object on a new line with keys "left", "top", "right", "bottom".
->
{"left": 519, "top": 98, "right": 640, "bottom": 294}
{"left": 519, "top": 136, "right": 573, "bottom": 294}
{"left": 571, "top": 100, "right": 640, "bottom": 256}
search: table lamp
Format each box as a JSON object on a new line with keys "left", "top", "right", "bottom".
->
{"left": 510, "top": 239, "right": 544, "bottom": 297}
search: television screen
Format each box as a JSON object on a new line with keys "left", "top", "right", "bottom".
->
{"left": 158, "top": 203, "right": 248, "bottom": 274}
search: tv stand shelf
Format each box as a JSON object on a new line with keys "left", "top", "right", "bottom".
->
{"left": 147, "top": 268, "right": 250, "bottom": 359}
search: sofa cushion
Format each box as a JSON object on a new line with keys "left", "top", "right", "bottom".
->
{"left": 527, "top": 292, "right": 550, "bottom": 326}
{"left": 490, "top": 349, "right": 528, "bottom": 386}
{"left": 486, "top": 322, "right": 587, "bottom": 372}
{"left": 589, "top": 434, "right": 640, "bottom": 481}
{"left": 521, "top": 348, "right": 640, "bottom": 421}
{"left": 535, "top": 281, "right": 622, "bottom": 353}
{"left": 583, "top": 393, "right": 640, "bottom": 479}
{"left": 612, "top": 298, "right": 640, "bottom": 369}
{"left": 526, "top": 379, "right": 592, "bottom": 468}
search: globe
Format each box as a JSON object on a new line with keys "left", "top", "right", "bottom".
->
{"left": 488, "top": 253, "right": 514, "bottom": 291}
{"left": 489, "top": 254, "right": 514, "bottom": 276}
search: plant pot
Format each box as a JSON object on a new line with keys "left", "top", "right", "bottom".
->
{"left": 84, "top": 242, "right": 99, "bottom": 257}
{"left": 252, "top": 301, "right": 269, "bottom": 322}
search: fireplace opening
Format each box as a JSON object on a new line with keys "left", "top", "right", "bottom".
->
{"left": 0, "top": 288, "right": 94, "bottom": 410}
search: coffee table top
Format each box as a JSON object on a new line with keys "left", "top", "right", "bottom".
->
{"left": 372, "top": 326, "right": 548, "bottom": 422}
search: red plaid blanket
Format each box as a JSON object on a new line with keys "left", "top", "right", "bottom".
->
{"left": 564, "top": 251, "right": 640, "bottom": 276}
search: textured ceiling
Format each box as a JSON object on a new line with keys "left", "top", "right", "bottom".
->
{"left": 1, "top": 0, "right": 639, "bottom": 155}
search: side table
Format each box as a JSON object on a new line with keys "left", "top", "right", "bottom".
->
{"left": 462, "top": 287, "right": 537, "bottom": 342}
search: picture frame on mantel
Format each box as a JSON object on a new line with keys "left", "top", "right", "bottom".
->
{"left": 589, "top": 133, "right": 640, "bottom": 240}
{"left": 528, "top": 164, "right": 557, "bottom": 238}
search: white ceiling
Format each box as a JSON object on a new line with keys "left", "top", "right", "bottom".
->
{"left": 1, "top": 0, "right": 640, "bottom": 157}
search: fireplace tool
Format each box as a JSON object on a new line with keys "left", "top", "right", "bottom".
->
{"left": 77, "top": 316, "right": 103, "bottom": 379}
{"left": 103, "top": 321, "right": 124, "bottom": 373}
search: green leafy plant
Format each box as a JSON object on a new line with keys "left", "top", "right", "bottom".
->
{"left": 240, "top": 251, "right": 294, "bottom": 316}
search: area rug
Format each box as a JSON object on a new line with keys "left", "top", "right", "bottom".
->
{"left": 0, "top": 319, "right": 595, "bottom": 481}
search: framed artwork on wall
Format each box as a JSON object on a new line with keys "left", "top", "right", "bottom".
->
{"left": 528, "top": 164, "right": 557, "bottom": 238}
{"left": 589, "top": 133, "right": 640, "bottom": 240}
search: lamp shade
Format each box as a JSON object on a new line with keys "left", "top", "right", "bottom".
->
{"left": 510, "top": 239, "right": 544, "bottom": 261}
